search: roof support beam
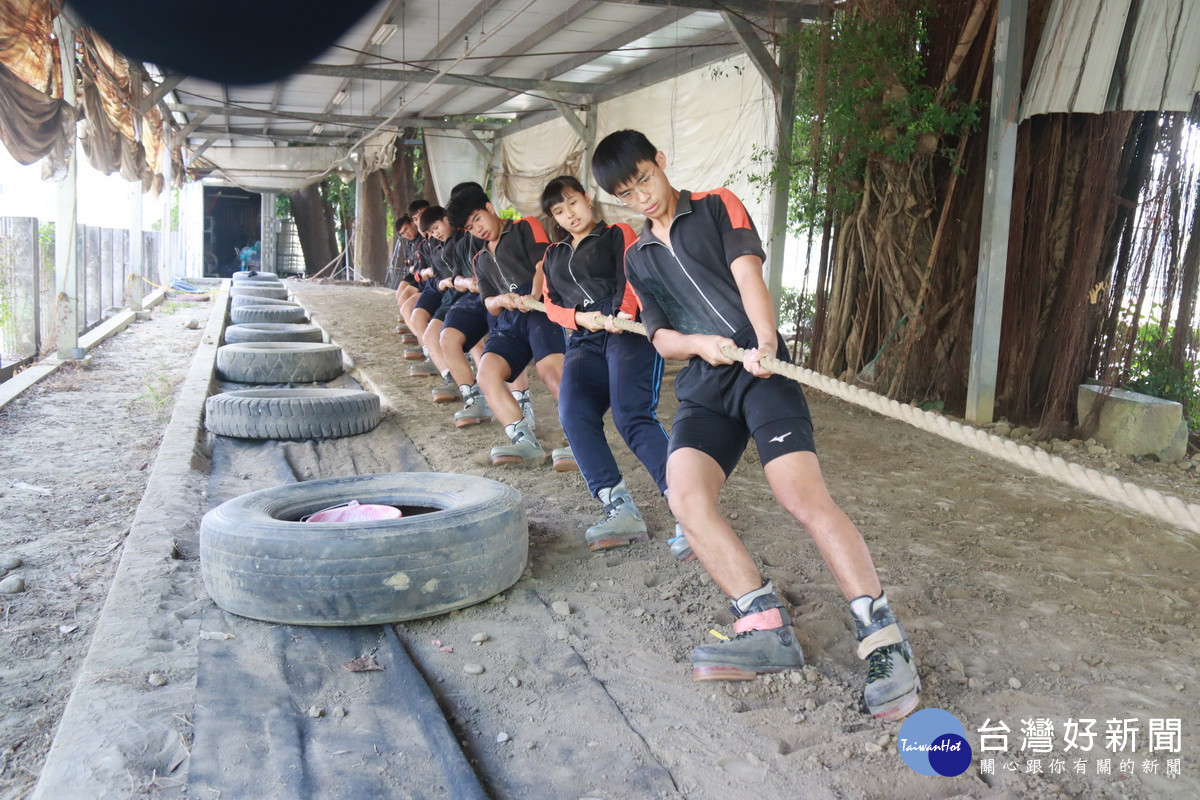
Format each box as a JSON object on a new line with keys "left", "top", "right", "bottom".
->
{"left": 459, "top": 6, "right": 690, "bottom": 119}
{"left": 546, "top": 92, "right": 591, "bottom": 141}
{"left": 185, "top": 138, "right": 215, "bottom": 167}
{"left": 367, "top": 0, "right": 493, "bottom": 119}
{"left": 459, "top": 129, "right": 494, "bottom": 164}
{"left": 966, "top": 0, "right": 1027, "bottom": 425}
{"left": 605, "top": 0, "right": 820, "bottom": 19}
{"left": 167, "top": 104, "right": 509, "bottom": 131}
{"left": 721, "top": 10, "right": 779, "bottom": 90}
{"left": 414, "top": 0, "right": 600, "bottom": 117}
{"left": 138, "top": 73, "right": 182, "bottom": 115}
{"left": 297, "top": 63, "right": 600, "bottom": 96}
{"left": 171, "top": 110, "right": 210, "bottom": 146}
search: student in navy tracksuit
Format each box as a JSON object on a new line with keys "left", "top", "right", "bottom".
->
{"left": 591, "top": 129, "right": 919, "bottom": 721}
{"left": 445, "top": 184, "right": 575, "bottom": 470}
{"left": 539, "top": 175, "right": 692, "bottom": 561}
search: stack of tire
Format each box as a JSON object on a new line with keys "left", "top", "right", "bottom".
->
{"left": 207, "top": 272, "right": 382, "bottom": 440}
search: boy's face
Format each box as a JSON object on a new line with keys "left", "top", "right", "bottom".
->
{"left": 612, "top": 153, "right": 668, "bottom": 217}
{"left": 426, "top": 217, "right": 452, "bottom": 242}
{"left": 399, "top": 222, "right": 417, "bottom": 240}
{"left": 463, "top": 202, "right": 504, "bottom": 242}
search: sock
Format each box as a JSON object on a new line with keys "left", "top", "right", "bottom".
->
{"left": 733, "top": 580, "right": 776, "bottom": 615}
{"left": 849, "top": 593, "right": 889, "bottom": 627}
{"left": 441, "top": 370, "right": 452, "bottom": 382}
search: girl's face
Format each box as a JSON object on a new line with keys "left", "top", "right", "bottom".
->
{"left": 549, "top": 188, "right": 595, "bottom": 238}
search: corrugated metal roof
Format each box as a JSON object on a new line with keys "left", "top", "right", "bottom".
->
{"left": 1023, "top": 0, "right": 1200, "bottom": 119}
{"left": 163, "top": 0, "right": 816, "bottom": 187}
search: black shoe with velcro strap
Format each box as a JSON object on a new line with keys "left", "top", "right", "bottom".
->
{"left": 691, "top": 590, "right": 805, "bottom": 681}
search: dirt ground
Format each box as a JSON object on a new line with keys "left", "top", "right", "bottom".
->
{"left": 3, "top": 281, "right": 1200, "bottom": 799}
{"left": 0, "top": 297, "right": 209, "bottom": 799}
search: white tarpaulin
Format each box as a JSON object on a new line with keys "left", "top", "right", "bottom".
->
{"left": 1023, "top": 0, "right": 1200, "bottom": 119}
{"left": 424, "top": 132, "right": 491, "bottom": 206}
{"left": 489, "top": 53, "right": 776, "bottom": 233}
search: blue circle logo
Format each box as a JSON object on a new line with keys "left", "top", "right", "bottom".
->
{"left": 897, "top": 708, "right": 973, "bottom": 777}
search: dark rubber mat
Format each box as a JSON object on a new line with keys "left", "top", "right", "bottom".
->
{"left": 189, "top": 609, "right": 488, "bottom": 800}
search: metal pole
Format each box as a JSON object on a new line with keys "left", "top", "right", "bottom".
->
{"left": 128, "top": 186, "right": 144, "bottom": 312}
{"left": 765, "top": 27, "right": 799, "bottom": 321}
{"left": 160, "top": 119, "right": 172, "bottom": 282}
{"left": 260, "top": 191, "right": 276, "bottom": 273}
{"left": 965, "top": 0, "right": 1026, "bottom": 424}
{"left": 53, "top": 14, "right": 82, "bottom": 360}
{"left": 352, "top": 158, "right": 366, "bottom": 280}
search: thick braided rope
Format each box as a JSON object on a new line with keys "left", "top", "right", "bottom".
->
{"left": 520, "top": 298, "right": 1200, "bottom": 534}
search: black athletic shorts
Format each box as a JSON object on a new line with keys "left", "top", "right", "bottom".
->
{"left": 401, "top": 273, "right": 419, "bottom": 288}
{"left": 483, "top": 308, "right": 566, "bottom": 377}
{"left": 414, "top": 281, "right": 444, "bottom": 316}
{"left": 668, "top": 324, "right": 815, "bottom": 476}
{"left": 433, "top": 289, "right": 460, "bottom": 323}
{"left": 444, "top": 293, "right": 489, "bottom": 350}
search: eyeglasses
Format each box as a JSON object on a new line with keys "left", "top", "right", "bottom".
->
{"left": 614, "top": 171, "right": 655, "bottom": 206}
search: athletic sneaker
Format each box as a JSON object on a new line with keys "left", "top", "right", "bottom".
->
{"left": 512, "top": 389, "right": 535, "bottom": 431}
{"left": 408, "top": 359, "right": 438, "bottom": 377}
{"left": 400, "top": 333, "right": 419, "bottom": 345}
{"left": 454, "top": 385, "right": 492, "bottom": 427}
{"left": 403, "top": 347, "right": 425, "bottom": 361}
{"left": 490, "top": 419, "right": 544, "bottom": 465}
{"left": 668, "top": 523, "right": 696, "bottom": 562}
{"left": 850, "top": 593, "right": 920, "bottom": 721}
{"left": 551, "top": 446, "right": 578, "bottom": 472}
{"left": 432, "top": 375, "right": 461, "bottom": 403}
{"left": 692, "top": 587, "right": 805, "bottom": 681}
{"left": 585, "top": 480, "right": 649, "bottom": 550}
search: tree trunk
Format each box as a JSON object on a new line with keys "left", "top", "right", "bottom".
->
{"left": 358, "top": 169, "right": 389, "bottom": 284}
{"left": 288, "top": 182, "right": 338, "bottom": 273}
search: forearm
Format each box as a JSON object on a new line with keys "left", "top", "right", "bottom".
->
{"left": 731, "top": 255, "right": 777, "bottom": 350}
{"left": 651, "top": 328, "right": 720, "bottom": 361}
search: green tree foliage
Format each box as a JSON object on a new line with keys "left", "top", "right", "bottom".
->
{"left": 784, "top": 2, "right": 979, "bottom": 230}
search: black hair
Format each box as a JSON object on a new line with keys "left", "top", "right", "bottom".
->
{"left": 418, "top": 205, "right": 447, "bottom": 232}
{"left": 540, "top": 175, "right": 588, "bottom": 218}
{"left": 450, "top": 181, "right": 485, "bottom": 198}
{"left": 396, "top": 214, "right": 413, "bottom": 229}
{"left": 407, "top": 198, "right": 430, "bottom": 216}
{"left": 445, "top": 184, "right": 491, "bottom": 229}
{"left": 591, "top": 129, "right": 657, "bottom": 195}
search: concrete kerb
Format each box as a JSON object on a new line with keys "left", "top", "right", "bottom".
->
{"left": 0, "top": 288, "right": 168, "bottom": 413}
{"left": 32, "top": 285, "right": 227, "bottom": 800}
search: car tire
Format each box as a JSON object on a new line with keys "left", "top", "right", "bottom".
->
{"left": 205, "top": 387, "right": 380, "bottom": 439}
{"left": 216, "top": 342, "right": 343, "bottom": 384}
{"left": 231, "top": 283, "right": 289, "bottom": 301}
{"left": 200, "top": 472, "right": 528, "bottom": 625}
{"left": 229, "top": 305, "right": 308, "bottom": 325}
{"left": 223, "top": 323, "right": 323, "bottom": 344}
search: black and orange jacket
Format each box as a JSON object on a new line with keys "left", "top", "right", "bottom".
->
{"left": 541, "top": 221, "right": 639, "bottom": 330}
{"left": 472, "top": 217, "right": 550, "bottom": 299}
{"left": 624, "top": 188, "right": 766, "bottom": 339}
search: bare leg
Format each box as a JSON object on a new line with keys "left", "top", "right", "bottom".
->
{"left": 665, "top": 448, "right": 762, "bottom": 598}
{"left": 441, "top": 327, "right": 474, "bottom": 387}
{"left": 477, "top": 353, "right": 521, "bottom": 425}
{"left": 534, "top": 353, "right": 563, "bottom": 399}
{"left": 423, "top": 318, "right": 449, "bottom": 373}
{"left": 763, "top": 451, "right": 882, "bottom": 601}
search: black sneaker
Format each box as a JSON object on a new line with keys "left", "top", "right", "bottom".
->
{"left": 692, "top": 594, "right": 804, "bottom": 681}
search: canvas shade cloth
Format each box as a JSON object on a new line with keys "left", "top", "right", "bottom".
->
{"left": 487, "top": 54, "right": 774, "bottom": 231}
